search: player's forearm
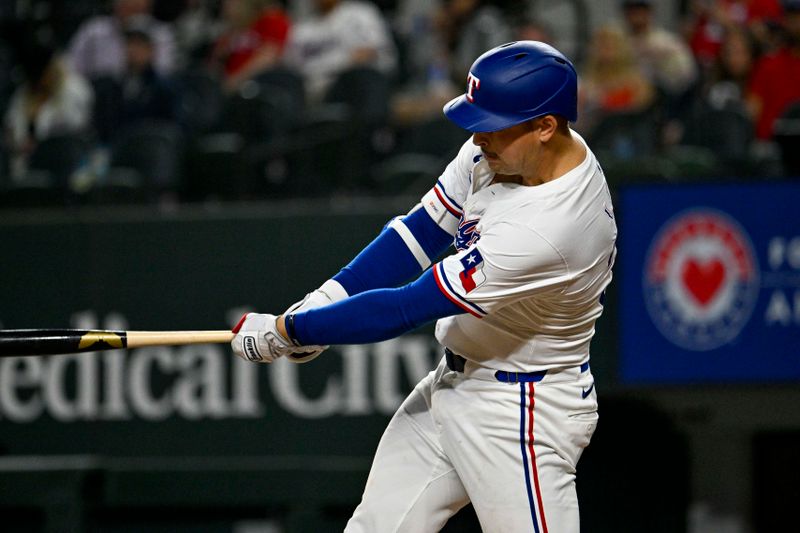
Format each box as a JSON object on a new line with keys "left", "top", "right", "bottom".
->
{"left": 332, "top": 207, "right": 452, "bottom": 295}
{"left": 285, "top": 268, "right": 462, "bottom": 345}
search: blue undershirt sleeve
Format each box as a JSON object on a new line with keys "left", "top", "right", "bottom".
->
{"left": 332, "top": 208, "right": 453, "bottom": 295}
{"left": 402, "top": 206, "right": 455, "bottom": 260}
{"left": 288, "top": 267, "right": 464, "bottom": 345}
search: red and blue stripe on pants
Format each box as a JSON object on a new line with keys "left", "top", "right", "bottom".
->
{"left": 520, "top": 382, "right": 548, "bottom": 533}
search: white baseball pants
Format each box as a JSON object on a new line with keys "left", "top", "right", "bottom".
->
{"left": 345, "top": 356, "right": 598, "bottom": 533}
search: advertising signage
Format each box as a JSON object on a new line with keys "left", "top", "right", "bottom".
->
{"left": 619, "top": 182, "right": 800, "bottom": 384}
{"left": 0, "top": 206, "right": 437, "bottom": 457}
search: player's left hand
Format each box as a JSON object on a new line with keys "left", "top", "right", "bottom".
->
{"left": 231, "top": 312, "right": 324, "bottom": 364}
{"left": 282, "top": 279, "right": 347, "bottom": 363}
{"left": 282, "top": 293, "right": 330, "bottom": 363}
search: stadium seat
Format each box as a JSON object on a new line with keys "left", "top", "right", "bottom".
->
{"left": 0, "top": 170, "right": 66, "bottom": 208}
{"left": 108, "top": 120, "right": 183, "bottom": 194}
{"left": 182, "top": 132, "right": 248, "bottom": 201}
{"left": 662, "top": 145, "right": 722, "bottom": 181}
{"left": 174, "top": 68, "right": 225, "bottom": 137}
{"left": 393, "top": 115, "right": 467, "bottom": 159}
{"left": 220, "top": 68, "right": 305, "bottom": 143}
{"left": 301, "top": 67, "right": 394, "bottom": 191}
{"left": 324, "top": 66, "right": 390, "bottom": 126}
{"left": 587, "top": 108, "right": 661, "bottom": 160}
{"left": 90, "top": 75, "right": 122, "bottom": 144}
{"left": 597, "top": 151, "right": 675, "bottom": 186}
{"left": 371, "top": 116, "right": 467, "bottom": 195}
{"left": 680, "top": 102, "right": 754, "bottom": 176}
{"left": 370, "top": 153, "right": 441, "bottom": 196}
{"left": 253, "top": 66, "right": 305, "bottom": 113}
{"left": 773, "top": 101, "right": 800, "bottom": 177}
{"left": 85, "top": 167, "right": 149, "bottom": 205}
{"left": 26, "top": 133, "right": 93, "bottom": 189}
{"left": 243, "top": 106, "right": 353, "bottom": 197}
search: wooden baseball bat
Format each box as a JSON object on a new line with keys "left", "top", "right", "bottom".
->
{"left": 0, "top": 329, "right": 235, "bottom": 357}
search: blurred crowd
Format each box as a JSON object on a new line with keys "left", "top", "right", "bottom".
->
{"left": 0, "top": 0, "right": 799, "bottom": 207}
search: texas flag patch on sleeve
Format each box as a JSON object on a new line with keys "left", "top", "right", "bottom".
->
{"left": 459, "top": 249, "right": 486, "bottom": 293}
{"left": 433, "top": 249, "right": 489, "bottom": 318}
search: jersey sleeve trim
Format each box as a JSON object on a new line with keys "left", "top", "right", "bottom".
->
{"left": 433, "top": 262, "right": 487, "bottom": 318}
{"left": 433, "top": 179, "right": 463, "bottom": 218}
{"left": 387, "top": 217, "right": 431, "bottom": 269}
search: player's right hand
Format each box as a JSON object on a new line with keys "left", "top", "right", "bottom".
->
{"left": 231, "top": 312, "right": 325, "bottom": 364}
{"left": 282, "top": 280, "right": 348, "bottom": 363}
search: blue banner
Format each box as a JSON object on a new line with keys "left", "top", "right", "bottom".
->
{"left": 619, "top": 182, "right": 800, "bottom": 384}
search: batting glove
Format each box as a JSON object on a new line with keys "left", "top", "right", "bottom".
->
{"left": 231, "top": 312, "right": 325, "bottom": 364}
{"left": 282, "top": 279, "right": 348, "bottom": 363}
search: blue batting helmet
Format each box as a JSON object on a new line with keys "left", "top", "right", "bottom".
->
{"left": 443, "top": 41, "right": 578, "bottom": 132}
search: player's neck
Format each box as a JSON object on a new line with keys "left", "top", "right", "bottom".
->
{"left": 520, "top": 133, "right": 585, "bottom": 186}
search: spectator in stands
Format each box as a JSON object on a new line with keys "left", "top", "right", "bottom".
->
{"left": 686, "top": 0, "right": 783, "bottom": 70}
{"left": 577, "top": 25, "right": 656, "bottom": 135}
{"left": 68, "top": 0, "right": 177, "bottom": 80}
{"left": 174, "top": 0, "right": 225, "bottom": 69}
{"left": 283, "top": 0, "right": 397, "bottom": 102}
{"left": 389, "top": 0, "right": 512, "bottom": 126}
{"left": 747, "top": 0, "right": 800, "bottom": 139}
{"left": 621, "top": 0, "right": 698, "bottom": 98}
{"left": 702, "top": 26, "right": 756, "bottom": 110}
{"left": 436, "top": 0, "right": 513, "bottom": 82}
{"left": 390, "top": 0, "right": 456, "bottom": 126}
{"left": 93, "top": 22, "right": 179, "bottom": 144}
{"left": 392, "top": 0, "right": 445, "bottom": 85}
{"left": 209, "top": 0, "right": 290, "bottom": 93}
{"left": 122, "top": 24, "right": 179, "bottom": 122}
{"left": 3, "top": 38, "right": 93, "bottom": 181}
{"left": 512, "top": 15, "right": 554, "bottom": 44}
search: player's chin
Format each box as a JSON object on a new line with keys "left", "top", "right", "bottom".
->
{"left": 484, "top": 157, "right": 505, "bottom": 172}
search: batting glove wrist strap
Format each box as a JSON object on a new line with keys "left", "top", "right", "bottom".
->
{"left": 284, "top": 313, "right": 302, "bottom": 346}
{"left": 280, "top": 279, "right": 348, "bottom": 364}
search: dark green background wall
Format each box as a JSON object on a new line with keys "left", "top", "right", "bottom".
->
{"left": 0, "top": 200, "right": 792, "bottom": 533}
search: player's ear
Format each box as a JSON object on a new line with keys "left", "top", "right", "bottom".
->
{"left": 538, "top": 115, "right": 559, "bottom": 142}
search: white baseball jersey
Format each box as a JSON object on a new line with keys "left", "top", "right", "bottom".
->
{"left": 421, "top": 132, "right": 617, "bottom": 372}
{"left": 347, "top": 131, "right": 610, "bottom": 533}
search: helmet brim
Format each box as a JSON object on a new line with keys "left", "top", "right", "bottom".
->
{"left": 443, "top": 94, "right": 534, "bottom": 133}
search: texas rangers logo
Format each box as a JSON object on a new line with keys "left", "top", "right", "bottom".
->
{"left": 459, "top": 249, "right": 486, "bottom": 293}
{"left": 643, "top": 209, "right": 759, "bottom": 351}
{"left": 466, "top": 73, "right": 481, "bottom": 103}
{"left": 455, "top": 218, "right": 481, "bottom": 251}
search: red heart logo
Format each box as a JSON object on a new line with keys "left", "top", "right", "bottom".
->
{"left": 682, "top": 258, "right": 725, "bottom": 306}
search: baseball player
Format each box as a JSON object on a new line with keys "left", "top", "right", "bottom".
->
{"left": 232, "top": 41, "right": 617, "bottom": 532}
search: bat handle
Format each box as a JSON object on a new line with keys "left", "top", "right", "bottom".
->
{"left": 127, "top": 331, "right": 235, "bottom": 348}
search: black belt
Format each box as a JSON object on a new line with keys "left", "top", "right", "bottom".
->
{"left": 445, "top": 348, "right": 589, "bottom": 384}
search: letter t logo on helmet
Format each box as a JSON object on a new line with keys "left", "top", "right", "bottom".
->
{"left": 443, "top": 41, "right": 578, "bottom": 133}
{"left": 466, "top": 73, "right": 481, "bottom": 103}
